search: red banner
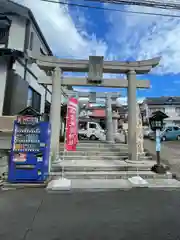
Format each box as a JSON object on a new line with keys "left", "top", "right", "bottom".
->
{"left": 65, "top": 97, "right": 78, "bottom": 151}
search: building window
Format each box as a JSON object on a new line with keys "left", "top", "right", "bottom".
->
{"left": 0, "top": 27, "right": 9, "bottom": 45}
{"left": 150, "top": 108, "right": 165, "bottom": 113}
{"left": 29, "top": 32, "right": 34, "bottom": 50}
{"left": 27, "top": 87, "right": 33, "bottom": 106}
{"left": 27, "top": 87, "right": 41, "bottom": 112}
{"left": 176, "top": 107, "right": 180, "bottom": 115}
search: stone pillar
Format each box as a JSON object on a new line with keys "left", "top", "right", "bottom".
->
{"left": 112, "top": 117, "right": 118, "bottom": 134}
{"left": 127, "top": 70, "right": 137, "bottom": 160}
{"left": 106, "top": 94, "right": 114, "bottom": 142}
{"left": 50, "top": 67, "right": 62, "bottom": 164}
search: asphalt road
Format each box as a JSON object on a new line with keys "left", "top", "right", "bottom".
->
{"left": 1, "top": 188, "right": 180, "bottom": 240}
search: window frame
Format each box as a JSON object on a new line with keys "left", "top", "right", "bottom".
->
{"left": 40, "top": 47, "right": 46, "bottom": 55}
{"left": 166, "top": 127, "right": 172, "bottom": 132}
{"left": 173, "top": 126, "right": 180, "bottom": 131}
{"left": 27, "top": 87, "right": 41, "bottom": 113}
{"left": 29, "top": 32, "right": 34, "bottom": 51}
{"left": 0, "top": 26, "right": 9, "bottom": 45}
{"left": 89, "top": 123, "right": 97, "bottom": 129}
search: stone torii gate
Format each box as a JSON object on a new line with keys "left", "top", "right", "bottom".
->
{"left": 73, "top": 91, "right": 121, "bottom": 142}
{"left": 27, "top": 52, "right": 160, "bottom": 161}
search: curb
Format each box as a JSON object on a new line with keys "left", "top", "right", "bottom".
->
{"left": 2, "top": 182, "right": 47, "bottom": 189}
{"left": 1, "top": 177, "right": 53, "bottom": 189}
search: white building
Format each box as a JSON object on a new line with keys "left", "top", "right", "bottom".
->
{"left": 141, "top": 97, "right": 180, "bottom": 126}
{"left": 0, "top": 0, "right": 61, "bottom": 116}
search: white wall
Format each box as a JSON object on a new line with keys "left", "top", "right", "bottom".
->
{"left": 0, "top": 44, "right": 5, "bottom": 49}
{"left": 12, "top": 61, "right": 48, "bottom": 113}
{"left": 8, "top": 16, "right": 26, "bottom": 51}
{"left": 29, "top": 23, "right": 49, "bottom": 56}
{"left": 0, "top": 60, "right": 7, "bottom": 116}
{"left": 26, "top": 65, "right": 46, "bottom": 113}
{"left": 8, "top": 14, "right": 53, "bottom": 112}
{"left": 28, "top": 23, "right": 52, "bottom": 105}
{"left": 3, "top": 14, "right": 53, "bottom": 114}
{"left": 164, "top": 106, "right": 176, "bottom": 117}
{"left": 146, "top": 104, "right": 178, "bottom": 119}
{"left": 13, "top": 61, "right": 25, "bottom": 78}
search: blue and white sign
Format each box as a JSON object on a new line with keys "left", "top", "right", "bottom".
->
{"left": 156, "top": 129, "right": 161, "bottom": 152}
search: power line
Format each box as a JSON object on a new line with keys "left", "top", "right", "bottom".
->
{"left": 84, "top": 0, "right": 180, "bottom": 11}
{"left": 40, "top": 0, "right": 180, "bottom": 18}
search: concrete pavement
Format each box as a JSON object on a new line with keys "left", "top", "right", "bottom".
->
{"left": 163, "top": 141, "right": 180, "bottom": 150}
{"left": 1, "top": 188, "right": 180, "bottom": 240}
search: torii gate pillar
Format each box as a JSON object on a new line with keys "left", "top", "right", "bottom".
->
{"left": 106, "top": 93, "right": 114, "bottom": 142}
{"left": 127, "top": 70, "right": 137, "bottom": 160}
{"left": 49, "top": 67, "right": 62, "bottom": 164}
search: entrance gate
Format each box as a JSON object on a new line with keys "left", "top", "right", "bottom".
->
{"left": 27, "top": 52, "right": 160, "bottom": 162}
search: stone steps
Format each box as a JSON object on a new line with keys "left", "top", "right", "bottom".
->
{"left": 58, "top": 153, "right": 152, "bottom": 161}
{"left": 52, "top": 165, "right": 153, "bottom": 172}
{"left": 59, "top": 148, "right": 128, "bottom": 153}
{"left": 48, "top": 141, "right": 173, "bottom": 191}
{"left": 60, "top": 155, "right": 129, "bottom": 161}
{"left": 60, "top": 141, "right": 127, "bottom": 146}
{"left": 53, "top": 141, "right": 159, "bottom": 185}
{"left": 52, "top": 159, "right": 156, "bottom": 171}
{"left": 59, "top": 143, "right": 128, "bottom": 150}
{"left": 59, "top": 151, "right": 129, "bottom": 156}
{"left": 59, "top": 142, "right": 150, "bottom": 160}
{"left": 50, "top": 170, "right": 172, "bottom": 180}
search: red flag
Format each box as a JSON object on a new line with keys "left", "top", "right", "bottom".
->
{"left": 65, "top": 97, "right": 78, "bottom": 151}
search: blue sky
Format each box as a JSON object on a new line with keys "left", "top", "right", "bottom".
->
{"left": 16, "top": 0, "right": 180, "bottom": 102}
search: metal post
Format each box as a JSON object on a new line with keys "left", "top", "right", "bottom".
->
{"left": 151, "top": 127, "right": 166, "bottom": 174}
{"left": 127, "top": 70, "right": 137, "bottom": 160}
{"left": 105, "top": 93, "right": 114, "bottom": 142}
{"left": 156, "top": 129, "right": 161, "bottom": 165}
{"left": 50, "top": 67, "right": 62, "bottom": 166}
{"left": 75, "top": 92, "right": 79, "bottom": 138}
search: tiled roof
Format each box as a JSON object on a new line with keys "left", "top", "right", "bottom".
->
{"left": 145, "top": 97, "right": 180, "bottom": 105}
{"left": 90, "top": 109, "right": 106, "bottom": 118}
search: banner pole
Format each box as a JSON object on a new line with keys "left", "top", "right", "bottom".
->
{"left": 62, "top": 101, "right": 69, "bottom": 179}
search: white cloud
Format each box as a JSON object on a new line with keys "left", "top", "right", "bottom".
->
{"left": 14, "top": 0, "right": 180, "bottom": 76}
{"left": 13, "top": 0, "right": 108, "bottom": 59}
{"left": 106, "top": 4, "right": 180, "bottom": 75}
{"left": 73, "top": 87, "right": 90, "bottom": 92}
{"left": 117, "top": 97, "right": 145, "bottom": 105}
